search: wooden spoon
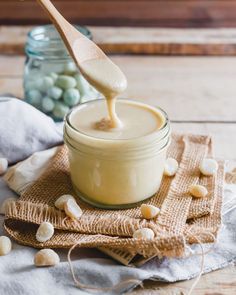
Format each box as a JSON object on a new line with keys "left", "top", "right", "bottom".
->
{"left": 37, "top": 0, "right": 127, "bottom": 96}
{"left": 37, "top": 0, "right": 106, "bottom": 65}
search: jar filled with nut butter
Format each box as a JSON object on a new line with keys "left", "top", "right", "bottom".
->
{"left": 24, "top": 25, "right": 101, "bottom": 121}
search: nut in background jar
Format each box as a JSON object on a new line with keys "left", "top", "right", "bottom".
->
{"left": 24, "top": 25, "right": 101, "bottom": 121}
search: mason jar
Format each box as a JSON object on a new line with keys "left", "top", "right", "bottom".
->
{"left": 64, "top": 99, "right": 171, "bottom": 209}
{"left": 24, "top": 24, "right": 101, "bottom": 121}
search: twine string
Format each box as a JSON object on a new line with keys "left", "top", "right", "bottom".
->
{"left": 185, "top": 230, "right": 216, "bottom": 295}
{"left": 67, "top": 241, "right": 143, "bottom": 293}
{"left": 67, "top": 230, "right": 216, "bottom": 294}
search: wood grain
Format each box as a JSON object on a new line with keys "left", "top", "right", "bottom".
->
{"left": 132, "top": 265, "right": 236, "bottom": 294}
{"left": 2, "top": 55, "right": 236, "bottom": 122}
{"left": 3, "top": 26, "right": 236, "bottom": 55}
{"left": 1, "top": 81, "right": 236, "bottom": 160}
{"left": 0, "top": 54, "right": 236, "bottom": 160}
{"left": 2, "top": 1, "right": 236, "bottom": 28}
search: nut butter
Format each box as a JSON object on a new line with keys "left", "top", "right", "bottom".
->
{"left": 64, "top": 99, "right": 170, "bottom": 208}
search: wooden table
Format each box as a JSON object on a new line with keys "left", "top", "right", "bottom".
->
{"left": 0, "top": 26, "right": 236, "bottom": 294}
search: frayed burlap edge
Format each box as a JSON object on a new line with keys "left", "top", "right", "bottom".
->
{"left": 4, "top": 134, "right": 224, "bottom": 258}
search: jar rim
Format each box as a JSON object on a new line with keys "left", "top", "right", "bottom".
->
{"left": 64, "top": 126, "right": 171, "bottom": 160}
{"left": 27, "top": 24, "right": 92, "bottom": 46}
{"left": 64, "top": 98, "right": 170, "bottom": 144}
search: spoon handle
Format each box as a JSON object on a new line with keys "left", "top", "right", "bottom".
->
{"left": 37, "top": 0, "right": 83, "bottom": 44}
{"left": 37, "top": 0, "right": 67, "bottom": 28}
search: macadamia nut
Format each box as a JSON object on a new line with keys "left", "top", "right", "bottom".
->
{"left": 34, "top": 249, "right": 60, "bottom": 267}
{"left": 63, "top": 88, "right": 80, "bottom": 107}
{"left": 56, "top": 75, "right": 77, "bottom": 90}
{"left": 63, "top": 62, "right": 77, "bottom": 75}
{"left": 189, "top": 184, "right": 208, "bottom": 198}
{"left": 0, "top": 236, "right": 12, "bottom": 256}
{"left": 52, "top": 101, "right": 69, "bottom": 119}
{"left": 54, "top": 194, "right": 75, "bottom": 210}
{"left": 199, "top": 158, "right": 218, "bottom": 176}
{"left": 64, "top": 199, "right": 83, "bottom": 220}
{"left": 36, "top": 222, "right": 54, "bottom": 243}
{"left": 47, "top": 86, "right": 63, "bottom": 100}
{"left": 133, "top": 228, "right": 155, "bottom": 239}
{"left": 140, "top": 204, "right": 160, "bottom": 219}
{"left": 41, "top": 97, "right": 55, "bottom": 113}
{"left": 164, "top": 158, "right": 178, "bottom": 176}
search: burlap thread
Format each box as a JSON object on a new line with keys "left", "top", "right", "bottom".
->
{"left": 4, "top": 133, "right": 224, "bottom": 258}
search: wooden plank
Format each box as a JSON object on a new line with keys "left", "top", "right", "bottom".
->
{"left": 2, "top": 1, "right": 236, "bottom": 28}
{"left": 1, "top": 78, "right": 235, "bottom": 159}
{"left": 1, "top": 55, "right": 236, "bottom": 122}
{"left": 3, "top": 26, "right": 236, "bottom": 55}
{"left": 120, "top": 56, "right": 236, "bottom": 122}
{"left": 0, "top": 78, "right": 23, "bottom": 98}
{"left": 172, "top": 123, "right": 236, "bottom": 160}
{"left": 132, "top": 265, "right": 236, "bottom": 294}
{"left": 0, "top": 55, "right": 25, "bottom": 76}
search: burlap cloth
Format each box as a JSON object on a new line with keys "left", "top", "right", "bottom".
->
{"left": 4, "top": 133, "right": 224, "bottom": 258}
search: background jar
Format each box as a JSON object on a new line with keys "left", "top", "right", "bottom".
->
{"left": 64, "top": 99, "right": 171, "bottom": 209}
{"left": 24, "top": 25, "right": 101, "bottom": 121}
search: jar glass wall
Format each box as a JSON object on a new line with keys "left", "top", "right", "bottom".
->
{"left": 64, "top": 99, "right": 171, "bottom": 209}
{"left": 24, "top": 25, "right": 101, "bottom": 121}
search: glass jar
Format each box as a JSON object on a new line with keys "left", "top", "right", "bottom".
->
{"left": 24, "top": 25, "right": 101, "bottom": 121}
{"left": 64, "top": 99, "right": 171, "bottom": 209}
